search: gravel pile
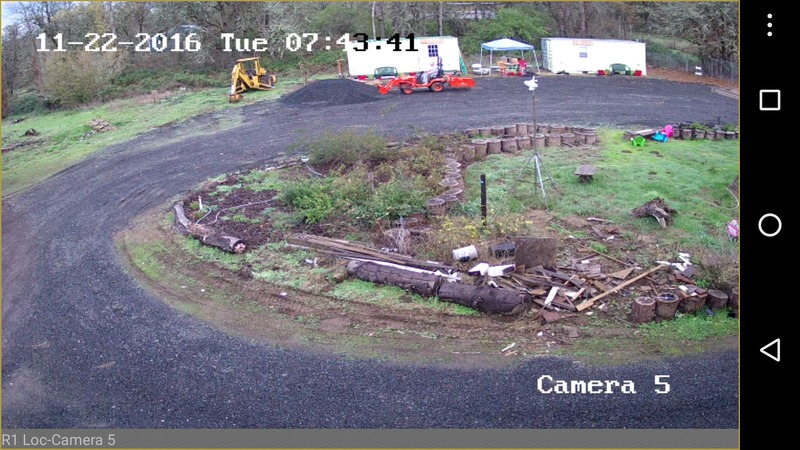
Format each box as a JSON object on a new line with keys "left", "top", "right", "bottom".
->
{"left": 281, "top": 79, "right": 385, "bottom": 106}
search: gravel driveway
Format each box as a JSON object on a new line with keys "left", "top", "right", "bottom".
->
{"left": 1, "top": 75, "right": 738, "bottom": 431}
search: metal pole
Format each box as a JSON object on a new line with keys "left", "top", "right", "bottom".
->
{"left": 480, "top": 173, "right": 487, "bottom": 225}
{"left": 534, "top": 155, "right": 548, "bottom": 210}
{"left": 532, "top": 90, "right": 537, "bottom": 137}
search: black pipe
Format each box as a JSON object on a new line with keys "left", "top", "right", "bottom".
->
{"left": 480, "top": 173, "right": 487, "bottom": 225}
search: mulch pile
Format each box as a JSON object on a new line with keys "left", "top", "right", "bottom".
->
{"left": 280, "top": 79, "right": 385, "bottom": 107}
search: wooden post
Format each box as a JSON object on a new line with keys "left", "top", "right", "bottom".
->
{"left": 632, "top": 297, "right": 656, "bottom": 323}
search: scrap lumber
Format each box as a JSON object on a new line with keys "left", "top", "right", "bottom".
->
{"left": 173, "top": 203, "right": 246, "bottom": 253}
{"left": 608, "top": 267, "right": 635, "bottom": 280}
{"left": 288, "top": 233, "right": 452, "bottom": 271}
{"left": 576, "top": 264, "right": 668, "bottom": 311}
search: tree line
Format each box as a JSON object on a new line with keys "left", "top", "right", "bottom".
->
{"left": 2, "top": 1, "right": 738, "bottom": 115}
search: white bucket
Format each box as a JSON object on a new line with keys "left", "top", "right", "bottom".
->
{"left": 452, "top": 245, "right": 478, "bottom": 262}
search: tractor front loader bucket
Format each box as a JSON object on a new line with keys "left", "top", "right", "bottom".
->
{"left": 378, "top": 78, "right": 400, "bottom": 95}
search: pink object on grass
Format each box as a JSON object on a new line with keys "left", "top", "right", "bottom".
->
{"left": 663, "top": 124, "right": 674, "bottom": 138}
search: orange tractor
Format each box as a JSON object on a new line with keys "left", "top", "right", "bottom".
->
{"left": 378, "top": 73, "right": 475, "bottom": 95}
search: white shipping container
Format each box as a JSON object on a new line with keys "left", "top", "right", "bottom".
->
{"left": 541, "top": 38, "right": 647, "bottom": 75}
{"left": 346, "top": 35, "right": 466, "bottom": 77}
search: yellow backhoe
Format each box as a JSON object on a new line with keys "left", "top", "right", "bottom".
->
{"left": 228, "top": 57, "right": 277, "bottom": 102}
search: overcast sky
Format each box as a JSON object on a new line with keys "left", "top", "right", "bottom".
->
{"left": 2, "top": 1, "right": 21, "bottom": 29}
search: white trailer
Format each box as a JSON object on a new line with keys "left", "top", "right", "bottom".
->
{"left": 345, "top": 35, "right": 467, "bottom": 77}
{"left": 541, "top": 38, "right": 647, "bottom": 75}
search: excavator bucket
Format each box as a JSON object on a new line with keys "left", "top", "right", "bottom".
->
{"left": 378, "top": 84, "right": 391, "bottom": 95}
{"left": 447, "top": 76, "right": 476, "bottom": 89}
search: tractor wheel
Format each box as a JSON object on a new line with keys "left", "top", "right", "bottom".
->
{"left": 430, "top": 81, "right": 444, "bottom": 92}
{"left": 401, "top": 85, "right": 414, "bottom": 95}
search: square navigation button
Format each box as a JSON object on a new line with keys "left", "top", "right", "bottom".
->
{"left": 760, "top": 89, "right": 781, "bottom": 111}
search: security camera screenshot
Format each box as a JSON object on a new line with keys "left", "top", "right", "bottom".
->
{"left": 2, "top": 1, "right": 756, "bottom": 448}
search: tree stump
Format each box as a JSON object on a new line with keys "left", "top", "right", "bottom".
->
{"left": 516, "top": 135, "right": 530, "bottom": 149}
{"left": 501, "top": 137, "right": 518, "bottom": 153}
{"left": 680, "top": 128, "right": 693, "bottom": 140}
{"left": 516, "top": 123, "right": 529, "bottom": 135}
{"left": 545, "top": 133, "right": 562, "bottom": 147}
{"left": 584, "top": 130, "right": 597, "bottom": 145}
{"left": 437, "top": 283, "right": 531, "bottom": 315}
{"left": 439, "top": 194, "right": 459, "bottom": 210}
{"left": 550, "top": 124, "right": 566, "bottom": 134}
{"left": 471, "top": 139, "right": 488, "bottom": 159}
{"left": 478, "top": 127, "right": 492, "bottom": 137}
{"left": 707, "top": 289, "right": 729, "bottom": 310}
{"left": 632, "top": 297, "right": 656, "bottom": 323}
{"left": 463, "top": 145, "right": 476, "bottom": 163}
{"left": 532, "top": 134, "right": 545, "bottom": 149}
{"left": 537, "top": 123, "right": 550, "bottom": 134}
{"left": 678, "top": 295, "right": 706, "bottom": 314}
{"left": 486, "top": 138, "right": 502, "bottom": 154}
{"left": 347, "top": 261, "right": 441, "bottom": 297}
{"left": 724, "top": 131, "right": 736, "bottom": 140}
{"left": 504, "top": 125, "right": 517, "bottom": 136}
{"left": 561, "top": 132, "right": 576, "bottom": 145}
{"left": 655, "top": 293, "right": 680, "bottom": 319}
{"left": 728, "top": 287, "right": 739, "bottom": 311}
{"left": 491, "top": 126, "right": 505, "bottom": 136}
{"left": 443, "top": 187, "right": 464, "bottom": 201}
{"left": 426, "top": 198, "right": 447, "bottom": 215}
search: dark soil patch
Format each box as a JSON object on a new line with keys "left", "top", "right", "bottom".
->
{"left": 280, "top": 79, "right": 387, "bottom": 107}
{"left": 182, "top": 177, "right": 280, "bottom": 248}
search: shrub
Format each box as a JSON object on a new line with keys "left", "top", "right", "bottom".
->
{"left": 41, "top": 51, "right": 126, "bottom": 106}
{"left": 307, "top": 129, "right": 389, "bottom": 170}
{"left": 278, "top": 177, "right": 335, "bottom": 225}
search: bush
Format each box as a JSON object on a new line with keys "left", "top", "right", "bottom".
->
{"left": 278, "top": 178, "right": 335, "bottom": 225}
{"left": 41, "top": 51, "right": 126, "bottom": 106}
{"left": 307, "top": 129, "right": 389, "bottom": 170}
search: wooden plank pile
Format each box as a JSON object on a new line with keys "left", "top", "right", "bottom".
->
{"left": 287, "top": 233, "right": 723, "bottom": 322}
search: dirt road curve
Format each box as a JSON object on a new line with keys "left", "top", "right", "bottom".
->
{"left": 2, "top": 76, "right": 738, "bottom": 428}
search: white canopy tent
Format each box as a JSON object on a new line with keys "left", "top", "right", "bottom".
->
{"left": 479, "top": 38, "right": 541, "bottom": 75}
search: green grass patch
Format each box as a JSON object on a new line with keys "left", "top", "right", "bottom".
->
{"left": 464, "top": 129, "right": 739, "bottom": 250}
{"left": 1, "top": 75, "right": 336, "bottom": 196}
{"left": 640, "top": 309, "right": 738, "bottom": 342}
{"left": 331, "top": 279, "right": 477, "bottom": 316}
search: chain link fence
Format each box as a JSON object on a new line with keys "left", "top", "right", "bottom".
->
{"left": 648, "top": 53, "right": 738, "bottom": 82}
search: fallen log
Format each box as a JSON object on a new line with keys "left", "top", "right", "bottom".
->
{"left": 346, "top": 260, "right": 441, "bottom": 297}
{"left": 437, "top": 283, "right": 531, "bottom": 315}
{"left": 173, "top": 203, "right": 247, "bottom": 253}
